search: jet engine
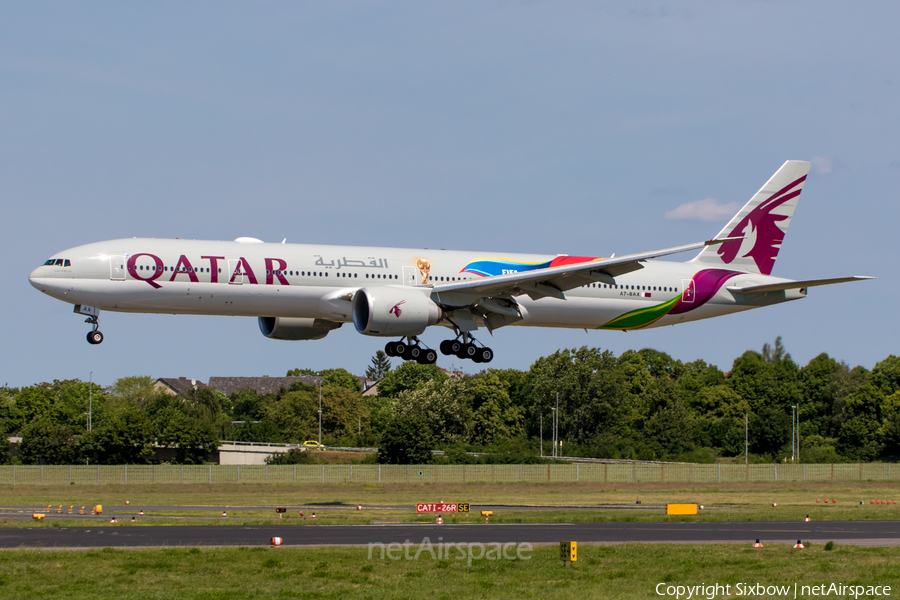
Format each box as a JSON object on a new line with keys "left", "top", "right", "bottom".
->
{"left": 258, "top": 317, "right": 342, "bottom": 341}
{"left": 352, "top": 287, "right": 442, "bottom": 337}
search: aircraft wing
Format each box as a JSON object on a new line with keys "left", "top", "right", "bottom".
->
{"left": 726, "top": 276, "right": 874, "bottom": 295}
{"left": 432, "top": 238, "right": 730, "bottom": 302}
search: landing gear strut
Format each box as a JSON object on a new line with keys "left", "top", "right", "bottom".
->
{"left": 440, "top": 333, "right": 492, "bottom": 363}
{"left": 75, "top": 305, "right": 104, "bottom": 345}
{"left": 385, "top": 337, "right": 437, "bottom": 365}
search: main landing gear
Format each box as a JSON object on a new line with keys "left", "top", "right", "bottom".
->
{"left": 439, "top": 333, "right": 493, "bottom": 364}
{"left": 385, "top": 337, "right": 438, "bottom": 365}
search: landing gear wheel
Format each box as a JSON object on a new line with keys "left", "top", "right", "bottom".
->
{"left": 447, "top": 340, "right": 462, "bottom": 355}
{"left": 417, "top": 349, "right": 438, "bottom": 365}
{"left": 406, "top": 345, "right": 422, "bottom": 362}
{"left": 394, "top": 341, "right": 408, "bottom": 357}
{"left": 385, "top": 342, "right": 398, "bottom": 357}
{"left": 439, "top": 340, "right": 454, "bottom": 355}
{"left": 458, "top": 343, "right": 477, "bottom": 360}
{"left": 87, "top": 331, "right": 104, "bottom": 345}
{"left": 477, "top": 347, "right": 493, "bottom": 363}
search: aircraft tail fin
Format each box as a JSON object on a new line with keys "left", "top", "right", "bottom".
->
{"left": 691, "top": 160, "right": 811, "bottom": 275}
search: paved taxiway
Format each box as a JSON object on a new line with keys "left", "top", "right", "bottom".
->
{"left": 2, "top": 521, "right": 898, "bottom": 549}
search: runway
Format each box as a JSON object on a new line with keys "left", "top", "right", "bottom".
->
{"left": 2, "top": 521, "right": 899, "bottom": 549}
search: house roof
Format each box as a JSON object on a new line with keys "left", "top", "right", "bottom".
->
{"left": 207, "top": 376, "right": 376, "bottom": 396}
{"left": 155, "top": 377, "right": 208, "bottom": 396}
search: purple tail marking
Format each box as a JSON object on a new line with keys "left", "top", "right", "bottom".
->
{"left": 670, "top": 269, "right": 741, "bottom": 315}
{"left": 716, "top": 175, "right": 806, "bottom": 275}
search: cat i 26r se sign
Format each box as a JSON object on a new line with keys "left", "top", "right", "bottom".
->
{"left": 416, "top": 503, "right": 470, "bottom": 513}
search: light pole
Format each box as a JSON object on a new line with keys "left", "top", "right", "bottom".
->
{"left": 791, "top": 406, "right": 795, "bottom": 461}
{"left": 745, "top": 412, "right": 748, "bottom": 466}
{"left": 555, "top": 391, "right": 560, "bottom": 457}
{"left": 318, "top": 380, "right": 322, "bottom": 447}
{"left": 551, "top": 408, "right": 557, "bottom": 458}
{"left": 540, "top": 414, "right": 543, "bottom": 458}
{"left": 88, "top": 371, "right": 93, "bottom": 433}
{"left": 796, "top": 403, "right": 800, "bottom": 463}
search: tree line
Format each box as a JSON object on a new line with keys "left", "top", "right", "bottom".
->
{"left": 2, "top": 338, "right": 899, "bottom": 465}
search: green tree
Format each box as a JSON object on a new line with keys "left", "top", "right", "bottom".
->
{"left": 286, "top": 368, "right": 318, "bottom": 377}
{"left": 762, "top": 335, "right": 790, "bottom": 364}
{"left": 377, "top": 362, "right": 447, "bottom": 398}
{"left": 19, "top": 419, "right": 80, "bottom": 465}
{"left": 231, "top": 388, "right": 266, "bottom": 422}
{"left": 265, "top": 448, "right": 317, "bottom": 465}
{"left": 82, "top": 405, "right": 155, "bottom": 464}
{"left": 394, "top": 378, "right": 473, "bottom": 445}
{"left": 377, "top": 415, "right": 433, "bottom": 464}
{"left": 469, "top": 372, "right": 522, "bottom": 446}
{"left": 106, "top": 376, "right": 158, "bottom": 409}
{"left": 156, "top": 410, "right": 219, "bottom": 464}
{"left": 529, "top": 347, "right": 628, "bottom": 448}
{"left": 365, "top": 351, "right": 392, "bottom": 381}
{"left": 0, "top": 422, "right": 12, "bottom": 465}
{"left": 321, "top": 386, "right": 369, "bottom": 440}
{"left": 0, "top": 387, "right": 23, "bottom": 434}
{"left": 321, "top": 368, "right": 361, "bottom": 392}
{"left": 869, "top": 355, "right": 900, "bottom": 395}
{"left": 260, "top": 389, "right": 318, "bottom": 442}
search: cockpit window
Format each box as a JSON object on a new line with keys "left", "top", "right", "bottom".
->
{"left": 43, "top": 259, "right": 71, "bottom": 267}
{"left": 44, "top": 259, "right": 55, "bottom": 265}
{"left": 64, "top": 259, "right": 71, "bottom": 267}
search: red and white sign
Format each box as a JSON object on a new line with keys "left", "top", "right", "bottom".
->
{"left": 416, "top": 503, "right": 469, "bottom": 513}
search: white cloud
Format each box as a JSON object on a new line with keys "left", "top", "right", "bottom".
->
{"left": 810, "top": 156, "right": 833, "bottom": 174}
{"left": 665, "top": 198, "right": 739, "bottom": 222}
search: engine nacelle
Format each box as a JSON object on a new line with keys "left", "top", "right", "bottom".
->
{"left": 353, "top": 287, "right": 442, "bottom": 337}
{"left": 258, "top": 317, "right": 342, "bottom": 341}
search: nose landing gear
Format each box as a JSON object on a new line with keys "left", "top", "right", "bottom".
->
{"left": 86, "top": 328, "right": 104, "bottom": 345}
{"left": 75, "top": 305, "right": 104, "bottom": 345}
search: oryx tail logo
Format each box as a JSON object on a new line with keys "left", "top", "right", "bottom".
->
{"left": 717, "top": 174, "right": 806, "bottom": 275}
{"left": 389, "top": 300, "right": 406, "bottom": 318}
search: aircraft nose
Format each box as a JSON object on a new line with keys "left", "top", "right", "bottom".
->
{"left": 29, "top": 267, "right": 46, "bottom": 289}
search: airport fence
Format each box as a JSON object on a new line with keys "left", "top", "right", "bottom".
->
{"left": 0, "top": 463, "right": 897, "bottom": 485}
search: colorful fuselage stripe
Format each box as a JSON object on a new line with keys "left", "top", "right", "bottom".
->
{"left": 599, "top": 269, "right": 741, "bottom": 330}
{"left": 461, "top": 256, "right": 601, "bottom": 277}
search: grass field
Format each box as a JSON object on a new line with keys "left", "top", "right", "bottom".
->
{"left": 2, "top": 480, "right": 899, "bottom": 527}
{"left": 0, "top": 543, "right": 897, "bottom": 599}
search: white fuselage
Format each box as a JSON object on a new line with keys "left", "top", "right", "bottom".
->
{"left": 29, "top": 238, "right": 802, "bottom": 333}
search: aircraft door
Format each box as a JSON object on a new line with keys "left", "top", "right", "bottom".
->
{"left": 228, "top": 258, "right": 243, "bottom": 285}
{"left": 402, "top": 266, "right": 417, "bottom": 286}
{"left": 681, "top": 279, "right": 696, "bottom": 303}
{"left": 110, "top": 255, "right": 126, "bottom": 280}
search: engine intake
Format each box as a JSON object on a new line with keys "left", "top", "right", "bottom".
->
{"left": 353, "top": 287, "right": 441, "bottom": 337}
{"left": 258, "top": 317, "right": 342, "bottom": 341}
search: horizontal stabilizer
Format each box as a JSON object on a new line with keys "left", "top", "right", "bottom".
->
{"left": 727, "top": 276, "right": 874, "bottom": 295}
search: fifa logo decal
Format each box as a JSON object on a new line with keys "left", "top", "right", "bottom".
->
{"left": 389, "top": 300, "right": 406, "bottom": 318}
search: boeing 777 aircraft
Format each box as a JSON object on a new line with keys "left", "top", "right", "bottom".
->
{"left": 30, "top": 161, "right": 871, "bottom": 364}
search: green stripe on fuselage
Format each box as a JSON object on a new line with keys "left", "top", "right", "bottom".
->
{"left": 598, "top": 295, "right": 681, "bottom": 330}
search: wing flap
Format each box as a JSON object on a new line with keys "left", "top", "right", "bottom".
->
{"left": 432, "top": 238, "right": 730, "bottom": 298}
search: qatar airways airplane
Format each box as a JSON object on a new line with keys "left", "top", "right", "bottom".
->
{"left": 30, "top": 160, "right": 871, "bottom": 365}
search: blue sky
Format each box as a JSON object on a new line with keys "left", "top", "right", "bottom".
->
{"left": 3, "top": 1, "right": 897, "bottom": 387}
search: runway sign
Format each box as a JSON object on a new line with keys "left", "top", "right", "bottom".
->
{"left": 666, "top": 504, "right": 698, "bottom": 515}
{"left": 416, "top": 503, "right": 470, "bottom": 513}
